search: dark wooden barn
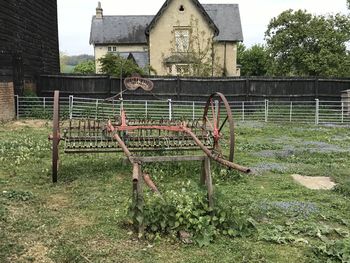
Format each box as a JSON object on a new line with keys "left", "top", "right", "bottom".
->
{"left": 0, "top": 0, "right": 60, "bottom": 95}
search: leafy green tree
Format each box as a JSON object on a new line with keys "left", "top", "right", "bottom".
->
{"left": 73, "top": 60, "right": 96, "bottom": 74}
{"left": 98, "top": 53, "right": 146, "bottom": 77}
{"left": 59, "top": 52, "right": 70, "bottom": 73}
{"left": 65, "top": 54, "right": 94, "bottom": 66}
{"left": 237, "top": 43, "right": 270, "bottom": 76}
{"left": 60, "top": 53, "right": 95, "bottom": 73}
{"left": 265, "top": 9, "right": 350, "bottom": 77}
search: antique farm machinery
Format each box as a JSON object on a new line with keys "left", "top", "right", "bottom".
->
{"left": 49, "top": 76, "right": 250, "bottom": 231}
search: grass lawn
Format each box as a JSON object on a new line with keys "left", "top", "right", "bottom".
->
{"left": 0, "top": 119, "right": 350, "bottom": 262}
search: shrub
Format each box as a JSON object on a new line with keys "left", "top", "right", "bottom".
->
{"left": 127, "top": 183, "right": 256, "bottom": 246}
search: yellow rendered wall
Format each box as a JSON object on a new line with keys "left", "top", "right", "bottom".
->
{"left": 214, "top": 42, "right": 239, "bottom": 77}
{"left": 94, "top": 44, "right": 148, "bottom": 73}
{"left": 149, "top": 0, "right": 215, "bottom": 76}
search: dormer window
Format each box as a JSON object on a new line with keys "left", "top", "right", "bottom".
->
{"left": 179, "top": 5, "right": 185, "bottom": 12}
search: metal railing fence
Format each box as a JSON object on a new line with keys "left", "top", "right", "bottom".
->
{"left": 14, "top": 95, "right": 350, "bottom": 125}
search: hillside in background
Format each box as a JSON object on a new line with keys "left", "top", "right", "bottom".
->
{"left": 60, "top": 53, "right": 94, "bottom": 73}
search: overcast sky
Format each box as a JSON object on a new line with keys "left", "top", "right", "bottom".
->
{"left": 57, "top": 0, "right": 349, "bottom": 55}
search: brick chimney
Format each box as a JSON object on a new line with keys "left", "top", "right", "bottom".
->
{"left": 96, "top": 2, "right": 103, "bottom": 19}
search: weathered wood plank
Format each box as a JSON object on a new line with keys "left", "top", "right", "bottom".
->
{"left": 0, "top": 0, "right": 59, "bottom": 87}
{"left": 204, "top": 157, "right": 214, "bottom": 209}
{"left": 38, "top": 75, "right": 350, "bottom": 101}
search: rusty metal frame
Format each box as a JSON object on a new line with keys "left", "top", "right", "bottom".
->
{"left": 50, "top": 90, "right": 250, "bottom": 180}
{"left": 49, "top": 88, "right": 251, "bottom": 235}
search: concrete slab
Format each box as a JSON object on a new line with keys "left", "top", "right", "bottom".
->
{"left": 291, "top": 174, "right": 336, "bottom": 190}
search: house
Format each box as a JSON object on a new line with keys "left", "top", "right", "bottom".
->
{"left": 90, "top": 0, "right": 243, "bottom": 77}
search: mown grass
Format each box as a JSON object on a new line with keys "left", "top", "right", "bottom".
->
{"left": 0, "top": 119, "right": 350, "bottom": 262}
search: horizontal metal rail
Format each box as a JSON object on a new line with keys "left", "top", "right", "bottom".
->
{"left": 15, "top": 96, "right": 350, "bottom": 125}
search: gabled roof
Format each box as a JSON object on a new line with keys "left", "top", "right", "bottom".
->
{"left": 110, "top": 52, "right": 149, "bottom": 68}
{"left": 202, "top": 4, "right": 243, "bottom": 41}
{"left": 89, "top": 3, "right": 243, "bottom": 45}
{"left": 145, "top": 0, "right": 219, "bottom": 36}
{"left": 89, "top": 15, "right": 153, "bottom": 44}
{"left": 128, "top": 52, "right": 149, "bottom": 68}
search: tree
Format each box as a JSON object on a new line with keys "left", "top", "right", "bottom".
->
{"left": 73, "top": 60, "right": 95, "bottom": 74}
{"left": 98, "top": 53, "right": 147, "bottom": 77}
{"left": 237, "top": 43, "right": 270, "bottom": 76}
{"left": 265, "top": 9, "right": 350, "bottom": 77}
{"left": 59, "top": 52, "right": 70, "bottom": 73}
{"left": 65, "top": 54, "right": 94, "bottom": 66}
{"left": 60, "top": 53, "right": 95, "bottom": 73}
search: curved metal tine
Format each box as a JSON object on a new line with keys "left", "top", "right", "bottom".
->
{"left": 69, "top": 118, "right": 72, "bottom": 138}
{"left": 112, "top": 99, "right": 116, "bottom": 116}
{"left": 217, "top": 135, "right": 229, "bottom": 159}
{"left": 194, "top": 119, "right": 199, "bottom": 129}
{"left": 159, "top": 118, "right": 163, "bottom": 136}
{"left": 204, "top": 99, "right": 215, "bottom": 132}
{"left": 217, "top": 97, "right": 222, "bottom": 131}
{"left": 205, "top": 116, "right": 214, "bottom": 131}
{"left": 97, "top": 120, "right": 102, "bottom": 147}
{"left": 84, "top": 120, "right": 87, "bottom": 148}
{"left": 193, "top": 119, "right": 197, "bottom": 129}
{"left": 210, "top": 98, "right": 216, "bottom": 130}
{"left": 214, "top": 142, "right": 224, "bottom": 157}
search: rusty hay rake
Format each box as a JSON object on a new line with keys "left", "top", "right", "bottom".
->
{"left": 49, "top": 76, "right": 250, "bottom": 232}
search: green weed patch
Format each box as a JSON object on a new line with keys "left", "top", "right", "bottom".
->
{"left": 0, "top": 121, "right": 349, "bottom": 262}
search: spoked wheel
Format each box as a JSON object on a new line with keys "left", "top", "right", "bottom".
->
{"left": 203, "top": 92, "right": 235, "bottom": 162}
{"left": 52, "top": 90, "right": 60, "bottom": 183}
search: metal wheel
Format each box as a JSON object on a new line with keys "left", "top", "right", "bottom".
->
{"left": 52, "top": 90, "right": 60, "bottom": 183}
{"left": 203, "top": 92, "right": 235, "bottom": 161}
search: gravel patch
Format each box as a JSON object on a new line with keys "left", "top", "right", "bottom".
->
{"left": 260, "top": 201, "right": 318, "bottom": 217}
{"left": 332, "top": 135, "right": 350, "bottom": 142}
{"left": 237, "top": 121, "right": 267, "bottom": 129}
{"left": 251, "top": 163, "right": 289, "bottom": 175}
{"left": 255, "top": 146, "right": 296, "bottom": 158}
{"left": 254, "top": 138, "right": 350, "bottom": 158}
{"left": 303, "top": 141, "right": 350, "bottom": 153}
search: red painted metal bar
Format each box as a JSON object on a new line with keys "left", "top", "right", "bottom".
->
{"left": 143, "top": 173, "right": 160, "bottom": 194}
{"left": 110, "top": 123, "right": 250, "bottom": 173}
{"left": 182, "top": 127, "right": 251, "bottom": 173}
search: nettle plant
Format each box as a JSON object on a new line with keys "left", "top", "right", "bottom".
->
{"left": 126, "top": 181, "right": 256, "bottom": 247}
